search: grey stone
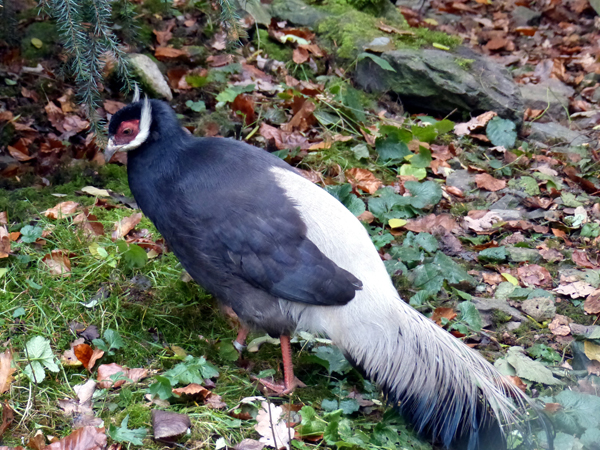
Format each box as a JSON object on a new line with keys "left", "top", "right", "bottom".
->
{"left": 511, "top": 6, "right": 542, "bottom": 28}
{"left": 529, "top": 122, "right": 591, "bottom": 147}
{"left": 506, "top": 247, "right": 542, "bottom": 263}
{"left": 472, "top": 296, "right": 526, "bottom": 328}
{"left": 520, "top": 79, "right": 574, "bottom": 122}
{"left": 504, "top": 321, "right": 522, "bottom": 332}
{"left": 446, "top": 169, "right": 476, "bottom": 192}
{"left": 521, "top": 297, "right": 556, "bottom": 322}
{"left": 269, "top": 0, "right": 329, "bottom": 27}
{"left": 236, "top": 0, "right": 271, "bottom": 26}
{"left": 490, "top": 209, "right": 523, "bottom": 220}
{"left": 489, "top": 194, "right": 520, "bottom": 210}
{"left": 128, "top": 53, "right": 173, "bottom": 101}
{"left": 355, "top": 47, "right": 525, "bottom": 125}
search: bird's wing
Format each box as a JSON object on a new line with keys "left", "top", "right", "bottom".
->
{"left": 208, "top": 207, "right": 363, "bottom": 306}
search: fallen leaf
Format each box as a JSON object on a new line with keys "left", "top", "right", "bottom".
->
{"left": 207, "top": 54, "right": 233, "bottom": 67}
{"left": 232, "top": 94, "right": 256, "bottom": 125}
{"left": 41, "top": 250, "right": 72, "bottom": 277}
{"left": 44, "top": 201, "right": 79, "bottom": 219}
{"left": 292, "top": 47, "right": 309, "bottom": 64}
{"left": 152, "top": 410, "right": 191, "bottom": 440}
{"left": 73, "top": 344, "right": 104, "bottom": 371}
{"left": 73, "top": 212, "right": 105, "bottom": 238}
{"left": 517, "top": 264, "right": 552, "bottom": 288}
{"left": 475, "top": 173, "right": 506, "bottom": 192}
{"left": 235, "top": 439, "right": 264, "bottom": 450}
{"left": 0, "top": 402, "right": 14, "bottom": 440}
{"left": 0, "top": 212, "right": 6, "bottom": 225}
{"left": 554, "top": 281, "right": 596, "bottom": 298}
{"left": 46, "top": 426, "right": 107, "bottom": 450}
{"left": 405, "top": 214, "right": 460, "bottom": 233}
{"left": 572, "top": 250, "right": 599, "bottom": 269}
{"left": 345, "top": 168, "right": 382, "bottom": 194}
{"left": 97, "top": 363, "right": 128, "bottom": 389}
{"left": 584, "top": 291, "right": 600, "bottom": 315}
{"left": 104, "top": 100, "right": 127, "bottom": 115}
{"left": 7, "top": 138, "right": 35, "bottom": 161}
{"left": 357, "top": 211, "right": 375, "bottom": 223}
{"left": 155, "top": 47, "right": 187, "bottom": 60}
{"left": 255, "top": 401, "right": 294, "bottom": 449}
{"left": 454, "top": 111, "right": 497, "bottom": 136}
{"left": 431, "top": 307, "right": 457, "bottom": 326}
{"left": 0, "top": 350, "right": 15, "bottom": 394}
{"left": 0, "top": 226, "right": 10, "bottom": 258}
{"left": 280, "top": 100, "right": 315, "bottom": 133}
{"left": 112, "top": 213, "right": 143, "bottom": 240}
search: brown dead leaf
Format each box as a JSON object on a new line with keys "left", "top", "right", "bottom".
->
{"left": 0, "top": 350, "right": 15, "bottom": 394}
{"left": 231, "top": 94, "right": 256, "bottom": 126}
{"left": 482, "top": 272, "right": 503, "bottom": 286}
{"left": 27, "top": 432, "right": 46, "bottom": 450}
{"left": 585, "top": 291, "right": 600, "bottom": 315}
{"left": 97, "top": 363, "right": 128, "bottom": 389}
{"left": 104, "top": 100, "right": 127, "bottom": 115}
{"left": 554, "top": 281, "right": 596, "bottom": 299}
{"left": 445, "top": 186, "right": 464, "bottom": 197}
{"left": 454, "top": 111, "right": 497, "bottom": 136}
{"left": 0, "top": 226, "right": 9, "bottom": 258}
{"left": 155, "top": 47, "right": 187, "bottom": 60}
{"left": 539, "top": 248, "right": 564, "bottom": 263}
{"left": 127, "top": 368, "right": 148, "bottom": 383}
{"left": 0, "top": 402, "right": 14, "bottom": 440}
{"left": 259, "top": 123, "right": 284, "bottom": 149}
{"left": 207, "top": 54, "right": 233, "bottom": 67}
{"left": 517, "top": 264, "right": 552, "bottom": 288}
{"left": 21, "top": 87, "right": 39, "bottom": 102}
{"left": 41, "top": 250, "right": 72, "bottom": 277}
{"left": 44, "top": 201, "right": 79, "bottom": 219}
{"left": 572, "top": 250, "right": 599, "bottom": 269}
{"left": 485, "top": 36, "right": 509, "bottom": 51}
{"left": 345, "top": 168, "right": 382, "bottom": 194}
{"left": 281, "top": 100, "right": 315, "bottom": 133}
{"left": 0, "top": 212, "right": 6, "bottom": 225}
{"left": 73, "top": 212, "right": 105, "bottom": 238}
{"left": 46, "top": 426, "right": 107, "bottom": 450}
{"left": 431, "top": 307, "right": 457, "bottom": 326}
{"left": 544, "top": 402, "right": 562, "bottom": 414}
{"left": 235, "top": 439, "right": 264, "bottom": 450}
{"left": 507, "top": 376, "right": 527, "bottom": 393}
{"left": 475, "top": 173, "right": 506, "bottom": 192}
{"left": 293, "top": 47, "right": 309, "bottom": 64}
{"left": 7, "top": 138, "right": 35, "bottom": 161}
{"left": 73, "top": 344, "right": 104, "bottom": 371}
{"left": 152, "top": 410, "right": 191, "bottom": 440}
{"left": 112, "top": 213, "right": 143, "bottom": 240}
{"left": 548, "top": 315, "right": 571, "bottom": 336}
{"left": 357, "top": 211, "right": 375, "bottom": 223}
{"left": 45, "top": 101, "right": 65, "bottom": 131}
{"left": 173, "top": 383, "right": 210, "bottom": 398}
{"left": 404, "top": 214, "right": 460, "bottom": 234}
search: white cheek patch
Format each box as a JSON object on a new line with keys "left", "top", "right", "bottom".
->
{"left": 117, "top": 97, "right": 152, "bottom": 152}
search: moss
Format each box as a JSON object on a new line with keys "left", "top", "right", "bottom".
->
{"left": 455, "top": 57, "right": 475, "bottom": 70}
{"left": 255, "top": 29, "right": 293, "bottom": 62}
{"left": 491, "top": 309, "right": 512, "bottom": 327}
{"left": 557, "top": 301, "right": 595, "bottom": 326}
{"left": 21, "top": 21, "right": 59, "bottom": 61}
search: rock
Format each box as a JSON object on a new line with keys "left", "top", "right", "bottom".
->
{"left": 506, "top": 247, "right": 542, "bottom": 263}
{"left": 489, "top": 194, "right": 520, "bottom": 210}
{"left": 269, "top": 0, "right": 329, "bottom": 27}
{"left": 446, "top": 169, "right": 476, "bottom": 192}
{"left": 504, "top": 321, "right": 522, "bottom": 332}
{"left": 236, "top": 0, "right": 272, "bottom": 26}
{"left": 355, "top": 47, "right": 525, "bottom": 125}
{"left": 521, "top": 297, "right": 556, "bottom": 322}
{"left": 510, "top": 6, "right": 542, "bottom": 28}
{"left": 520, "top": 79, "right": 574, "bottom": 122}
{"left": 490, "top": 209, "right": 523, "bottom": 221}
{"left": 472, "top": 296, "right": 526, "bottom": 328}
{"left": 528, "top": 122, "right": 591, "bottom": 147}
{"left": 128, "top": 53, "right": 173, "bottom": 101}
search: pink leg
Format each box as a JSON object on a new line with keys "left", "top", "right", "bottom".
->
{"left": 234, "top": 325, "right": 250, "bottom": 352}
{"left": 253, "top": 335, "right": 306, "bottom": 395}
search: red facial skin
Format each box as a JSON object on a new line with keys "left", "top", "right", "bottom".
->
{"left": 113, "top": 119, "right": 140, "bottom": 145}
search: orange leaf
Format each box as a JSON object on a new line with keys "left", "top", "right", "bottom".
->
{"left": 112, "top": 213, "right": 143, "bottom": 240}
{"left": 0, "top": 226, "right": 10, "bottom": 259}
{"left": 44, "top": 201, "right": 79, "bottom": 219}
{"left": 345, "top": 168, "right": 382, "bottom": 194}
{"left": 41, "top": 250, "right": 72, "bottom": 277}
{"left": 431, "top": 307, "right": 457, "bottom": 326}
{"left": 475, "top": 173, "right": 506, "bottom": 192}
{"left": 45, "top": 426, "right": 107, "bottom": 450}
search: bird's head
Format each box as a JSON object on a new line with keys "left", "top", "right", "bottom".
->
{"left": 105, "top": 96, "right": 153, "bottom": 163}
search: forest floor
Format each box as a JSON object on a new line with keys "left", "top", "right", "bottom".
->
{"left": 0, "top": 0, "right": 599, "bottom": 449}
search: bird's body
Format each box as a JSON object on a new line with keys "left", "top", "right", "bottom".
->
{"left": 107, "top": 99, "right": 550, "bottom": 450}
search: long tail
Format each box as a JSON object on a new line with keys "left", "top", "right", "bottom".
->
{"left": 299, "top": 292, "right": 551, "bottom": 450}
{"left": 274, "top": 167, "right": 552, "bottom": 449}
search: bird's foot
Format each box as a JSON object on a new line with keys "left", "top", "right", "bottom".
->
{"left": 252, "top": 375, "right": 306, "bottom": 395}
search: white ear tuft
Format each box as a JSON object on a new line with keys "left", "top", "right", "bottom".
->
{"left": 132, "top": 84, "right": 140, "bottom": 103}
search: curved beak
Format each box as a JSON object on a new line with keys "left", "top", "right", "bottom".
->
{"left": 105, "top": 138, "right": 118, "bottom": 163}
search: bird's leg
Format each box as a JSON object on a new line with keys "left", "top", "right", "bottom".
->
{"left": 233, "top": 325, "right": 250, "bottom": 353}
{"left": 254, "top": 335, "right": 306, "bottom": 395}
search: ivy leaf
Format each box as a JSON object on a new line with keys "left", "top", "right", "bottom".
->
{"left": 486, "top": 117, "right": 517, "bottom": 149}
{"left": 23, "top": 336, "right": 60, "bottom": 384}
{"left": 410, "top": 147, "right": 432, "bottom": 168}
{"left": 185, "top": 100, "right": 206, "bottom": 112}
{"left": 478, "top": 246, "right": 508, "bottom": 263}
{"left": 148, "top": 375, "right": 173, "bottom": 400}
{"left": 312, "top": 346, "right": 352, "bottom": 375}
{"left": 163, "top": 355, "right": 219, "bottom": 386}
{"left": 405, "top": 181, "right": 442, "bottom": 209}
{"left": 357, "top": 52, "right": 395, "bottom": 72}
{"left": 375, "top": 135, "right": 411, "bottom": 164}
{"left": 216, "top": 84, "right": 255, "bottom": 103}
{"left": 457, "top": 301, "right": 482, "bottom": 332}
{"left": 108, "top": 415, "right": 147, "bottom": 446}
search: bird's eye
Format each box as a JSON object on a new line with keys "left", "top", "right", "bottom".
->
{"left": 123, "top": 128, "right": 132, "bottom": 135}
